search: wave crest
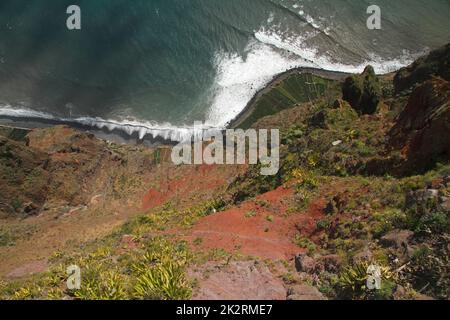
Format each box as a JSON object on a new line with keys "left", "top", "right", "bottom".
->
{"left": 0, "top": 105, "right": 211, "bottom": 142}
{"left": 1, "top": 27, "right": 424, "bottom": 142}
{"left": 206, "top": 27, "right": 422, "bottom": 128}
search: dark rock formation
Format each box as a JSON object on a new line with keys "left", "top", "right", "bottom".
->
{"left": 388, "top": 78, "right": 450, "bottom": 172}
{"left": 294, "top": 253, "right": 317, "bottom": 273}
{"left": 394, "top": 44, "right": 450, "bottom": 93}
{"left": 342, "top": 65, "right": 382, "bottom": 115}
{"left": 0, "top": 135, "right": 49, "bottom": 217}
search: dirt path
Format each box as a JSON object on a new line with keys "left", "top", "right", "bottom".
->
{"left": 184, "top": 186, "right": 327, "bottom": 260}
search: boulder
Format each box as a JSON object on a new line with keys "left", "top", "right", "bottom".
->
{"left": 317, "top": 254, "right": 343, "bottom": 273}
{"left": 325, "top": 192, "right": 349, "bottom": 215}
{"left": 405, "top": 188, "right": 442, "bottom": 216}
{"left": 192, "top": 261, "right": 287, "bottom": 300}
{"left": 324, "top": 200, "right": 338, "bottom": 216}
{"left": 332, "top": 99, "right": 345, "bottom": 109}
{"left": 294, "top": 253, "right": 317, "bottom": 273}
{"left": 440, "top": 197, "right": 450, "bottom": 212}
{"left": 352, "top": 247, "right": 373, "bottom": 264}
{"left": 380, "top": 230, "right": 414, "bottom": 250}
{"left": 287, "top": 284, "right": 326, "bottom": 300}
{"left": 309, "top": 110, "right": 327, "bottom": 129}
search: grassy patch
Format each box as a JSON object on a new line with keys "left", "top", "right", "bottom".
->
{"left": 237, "top": 73, "right": 338, "bottom": 129}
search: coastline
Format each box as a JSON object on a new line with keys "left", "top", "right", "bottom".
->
{"left": 227, "top": 67, "right": 351, "bottom": 129}
{"left": 0, "top": 67, "right": 353, "bottom": 146}
{"left": 0, "top": 116, "right": 178, "bottom": 147}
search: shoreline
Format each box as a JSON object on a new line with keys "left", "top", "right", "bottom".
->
{"left": 228, "top": 67, "right": 351, "bottom": 129}
{"left": 0, "top": 66, "right": 353, "bottom": 146}
{"left": 0, "top": 117, "right": 176, "bottom": 147}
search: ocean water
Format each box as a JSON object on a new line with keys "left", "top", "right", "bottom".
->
{"left": 0, "top": 0, "right": 449, "bottom": 141}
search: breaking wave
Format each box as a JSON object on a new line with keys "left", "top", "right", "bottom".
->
{"left": 0, "top": 28, "right": 424, "bottom": 142}
{"left": 206, "top": 27, "right": 422, "bottom": 128}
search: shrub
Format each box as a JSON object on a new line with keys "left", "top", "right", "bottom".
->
{"left": 294, "top": 235, "right": 316, "bottom": 254}
{"left": 245, "top": 210, "right": 257, "bottom": 218}
{"left": 316, "top": 219, "right": 332, "bottom": 231}
{"left": 74, "top": 267, "right": 128, "bottom": 300}
{"left": 0, "top": 229, "right": 14, "bottom": 247}
{"left": 337, "top": 261, "right": 395, "bottom": 300}
{"left": 131, "top": 238, "right": 192, "bottom": 300}
{"left": 342, "top": 66, "right": 381, "bottom": 115}
{"left": 133, "top": 259, "right": 191, "bottom": 300}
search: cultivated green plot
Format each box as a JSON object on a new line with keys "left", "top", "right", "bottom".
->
{"left": 237, "top": 72, "right": 338, "bottom": 129}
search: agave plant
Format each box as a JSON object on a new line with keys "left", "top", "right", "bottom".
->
{"left": 132, "top": 238, "right": 192, "bottom": 300}
{"left": 133, "top": 258, "right": 191, "bottom": 300}
{"left": 337, "top": 261, "right": 395, "bottom": 299}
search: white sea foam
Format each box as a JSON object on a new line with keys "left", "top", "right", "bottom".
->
{"left": 0, "top": 27, "right": 423, "bottom": 142}
{"left": 206, "top": 27, "right": 421, "bottom": 128}
{"left": 0, "top": 105, "right": 208, "bottom": 142}
{"left": 254, "top": 29, "right": 421, "bottom": 74}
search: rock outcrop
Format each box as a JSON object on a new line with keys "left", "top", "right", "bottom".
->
{"left": 0, "top": 125, "right": 154, "bottom": 217}
{"left": 388, "top": 77, "right": 450, "bottom": 172}
{"left": 287, "top": 284, "right": 326, "bottom": 300}
{"left": 0, "top": 135, "right": 49, "bottom": 217}
{"left": 191, "top": 261, "right": 287, "bottom": 300}
{"left": 394, "top": 44, "right": 450, "bottom": 93}
{"left": 342, "top": 65, "right": 382, "bottom": 115}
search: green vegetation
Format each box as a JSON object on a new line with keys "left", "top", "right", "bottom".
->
{"left": 294, "top": 235, "right": 317, "bottom": 254}
{"left": 131, "top": 239, "right": 192, "bottom": 300}
{"left": 0, "top": 197, "right": 228, "bottom": 300}
{"left": 1, "top": 46, "right": 449, "bottom": 301}
{"left": 237, "top": 73, "right": 338, "bottom": 129}
{"left": 0, "top": 229, "right": 14, "bottom": 247}
{"left": 244, "top": 210, "right": 257, "bottom": 218}
{"left": 342, "top": 66, "right": 382, "bottom": 115}
{"left": 337, "top": 261, "right": 396, "bottom": 300}
{"left": 0, "top": 235, "right": 194, "bottom": 300}
{"left": 0, "top": 225, "right": 37, "bottom": 247}
{"left": 121, "top": 198, "right": 226, "bottom": 236}
{"left": 228, "top": 51, "right": 449, "bottom": 300}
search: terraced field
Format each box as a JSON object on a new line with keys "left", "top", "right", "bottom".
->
{"left": 234, "top": 71, "right": 341, "bottom": 129}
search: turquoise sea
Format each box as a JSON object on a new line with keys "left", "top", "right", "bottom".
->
{"left": 0, "top": 0, "right": 449, "bottom": 140}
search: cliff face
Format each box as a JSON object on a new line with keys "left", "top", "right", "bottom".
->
{"left": 394, "top": 43, "right": 450, "bottom": 93}
{"left": 0, "top": 126, "right": 156, "bottom": 218}
{"left": 389, "top": 77, "right": 450, "bottom": 172}
{"left": 225, "top": 44, "right": 450, "bottom": 300}
{"left": 0, "top": 135, "right": 49, "bottom": 217}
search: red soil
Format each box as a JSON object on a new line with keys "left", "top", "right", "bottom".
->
{"left": 141, "top": 164, "right": 245, "bottom": 210}
{"left": 142, "top": 188, "right": 167, "bottom": 210}
{"left": 186, "top": 186, "right": 327, "bottom": 260}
